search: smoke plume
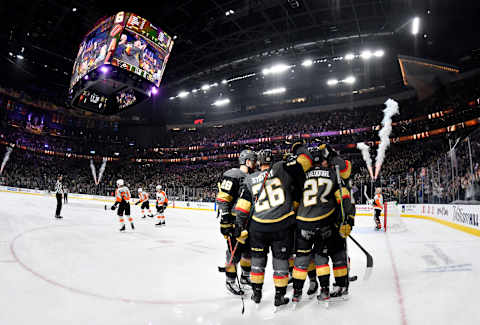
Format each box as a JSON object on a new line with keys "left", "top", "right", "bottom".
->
{"left": 374, "top": 98, "right": 400, "bottom": 179}
{"left": 356, "top": 142, "right": 374, "bottom": 179}
{"left": 0, "top": 147, "right": 13, "bottom": 175}
{"left": 89, "top": 159, "right": 98, "bottom": 185}
{"left": 96, "top": 158, "right": 108, "bottom": 185}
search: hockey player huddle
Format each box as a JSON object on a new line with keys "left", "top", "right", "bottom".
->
{"left": 111, "top": 179, "right": 168, "bottom": 231}
{"left": 216, "top": 142, "right": 355, "bottom": 310}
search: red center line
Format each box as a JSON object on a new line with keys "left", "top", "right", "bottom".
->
{"left": 386, "top": 234, "right": 408, "bottom": 325}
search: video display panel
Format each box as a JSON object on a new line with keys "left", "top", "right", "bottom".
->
{"left": 110, "top": 12, "right": 173, "bottom": 87}
{"left": 70, "top": 17, "right": 114, "bottom": 89}
{"left": 116, "top": 89, "right": 137, "bottom": 109}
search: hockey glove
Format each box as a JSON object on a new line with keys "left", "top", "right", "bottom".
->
{"left": 220, "top": 220, "right": 235, "bottom": 238}
{"left": 135, "top": 201, "right": 141, "bottom": 206}
{"left": 111, "top": 202, "right": 119, "bottom": 210}
{"left": 236, "top": 230, "right": 249, "bottom": 245}
{"left": 339, "top": 224, "right": 352, "bottom": 238}
{"left": 232, "top": 221, "right": 248, "bottom": 244}
{"left": 339, "top": 213, "right": 355, "bottom": 238}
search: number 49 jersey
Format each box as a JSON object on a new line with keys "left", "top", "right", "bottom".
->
{"left": 296, "top": 166, "right": 342, "bottom": 229}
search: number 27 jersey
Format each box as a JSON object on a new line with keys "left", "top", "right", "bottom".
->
{"left": 296, "top": 166, "right": 340, "bottom": 229}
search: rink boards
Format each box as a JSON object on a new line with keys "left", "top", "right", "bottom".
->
{"left": 0, "top": 185, "right": 216, "bottom": 211}
{"left": 1, "top": 186, "right": 478, "bottom": 236}
{"left": 356, "top": 203, "right": 480, "bottom": 237}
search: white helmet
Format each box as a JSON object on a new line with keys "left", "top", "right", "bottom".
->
{"left": 138, "top": 188, "right": 143, "bottom": 192}
{"left": 116, "top": 179, "right": 124, "bottom": 187}
{"left": 156, "top": 185, "right": 162, "bottom": 191}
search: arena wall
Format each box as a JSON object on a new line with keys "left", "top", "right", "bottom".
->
{"left": 1, "top": 186, "right": 478, "bottom": 234}
{"left": 356, "top": 203, "right": 480, "bottom": 237}
{"left": 0, "top": 186, "right": 216, "bottom": 212}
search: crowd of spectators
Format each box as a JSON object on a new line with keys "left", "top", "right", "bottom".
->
{"left": 0, "top": 72, "right": 479, "bottom": 204}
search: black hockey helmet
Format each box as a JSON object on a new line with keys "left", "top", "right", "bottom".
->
{"left": 239, "top": 149, "right": 257, "bottom": 165}
{"left": 308, "top": 146, "right": 324, "bottom": 163}
{"left": 257, "top": 149, "right": 273, "bottom": 165}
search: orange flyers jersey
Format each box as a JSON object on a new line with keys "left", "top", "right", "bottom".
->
{"left": 115, "top": 186, "right": 131, "bottom": 203}
{"left": 156, "top": 191, "right": 168, "bottom": 204}
{"left": 138, "top": 192, "right": 149, "bottom": 202}
{"left": 373, "top": 193, "right": 383, "bottom": 210}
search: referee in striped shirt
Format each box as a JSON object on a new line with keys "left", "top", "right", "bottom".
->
{"left": 55, "top": 175, "right": 64, "bottom": 219}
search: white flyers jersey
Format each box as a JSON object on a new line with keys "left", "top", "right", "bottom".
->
{"left": 156, "top": 191, "right": 167, "bottom": 205}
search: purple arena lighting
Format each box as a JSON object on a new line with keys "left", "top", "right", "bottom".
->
{"left": 100, "top": 66, "right": 109, "bottom": 74}
{"left": 151, "top": 87, "right": 158, "bottom": 95}
{"left": 84, "top": 75, "right": 89, "bottom": 80}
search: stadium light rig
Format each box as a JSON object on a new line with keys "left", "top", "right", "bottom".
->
{"left": 374, "top": 50, "right": 385, "bottom": 57}
{"left": 345, "top": 53, "right": 355, "bottom": 61}
{"left": 178, "top": 91, "right": 189, "bottom": 98}
{"left": 412, "top": 17, "right": 420, "bottom": 35}
{"left": 343, "top": 76, "right": 356, "bottom": 84}
{"left": 361, "top": 50, "right": 373, "bottom": 60}
{"left": 212, "top": 98, "right": 230, "bottom": 106}
{"left": 301, "top": 59, "right": 313, "bottom": 67}
{"left": 263, "top": 87, "right": 286, "bottom": 95}
{"left": 262, "top": 64, "right": 291, "bottom": 75}
{"left": 327, "top": 79, "right": 339, "bottom": 86}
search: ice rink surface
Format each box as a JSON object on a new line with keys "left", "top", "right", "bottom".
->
{"left": 1, "top": 191, "right": 479, "bottom": 325}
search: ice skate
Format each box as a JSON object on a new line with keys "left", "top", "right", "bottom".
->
{"left": 307, "top": 279, "right": 318, "bottom": 298}
{"left": 328, "top": 286, "right": 349, "bottom": 304}
{"left": 273, "top": 294, "right": 290, "bottom": 313}
{"left": 225, "top": 280, "right": 244, "bottom": 296}
{"left": 317, "top": 286, "right": 330, "bottom": 308}
{"left": 251, "top": 287, "right": 262, "bottom": 307}
{"left": 119, "top": 224, "right": 126, "bottom": 232}
{"left": 240, "top": 274, "right": 252, "bottom": 287}
{"left": 291, "top": 289, "right": 302, "bottom": 310}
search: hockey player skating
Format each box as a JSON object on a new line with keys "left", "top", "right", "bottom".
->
{"left": 234, "top": 146, "right": 313, "bottom": 310}
{"left": 155, "top": 185, "right": 168, "bottom": 226}
{"left": 291, "top": 144, "right": 355, "bottom": 306}
{"left": 216, "top": 149, "right": 257, "bottom": 296}
{"left": 135, "top": 188, "right": 153, "bottom": 218}
{"left": 111, "top": 179, "right": 134, "bottom": 231}
{"left": 373, "top": 188, "right": 383, "bottom": 230}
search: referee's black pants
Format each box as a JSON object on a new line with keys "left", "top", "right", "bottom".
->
{"left": 56, "top": 193, "right": 63, "bottom": 216}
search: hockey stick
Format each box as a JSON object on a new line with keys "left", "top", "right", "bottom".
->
{"left": 334, "top": 165, "right": 350, "bottom": 288}
{"left": 335, "top": 166, "right": 374, "bottom": 281}
{"left": 348, "top": 235, "right": 373, "bottom": 280}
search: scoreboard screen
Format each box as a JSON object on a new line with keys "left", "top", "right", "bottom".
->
{"left": 70, "top": 16, "right": 114, "bottom": 89}
{"left": 109, "top": 12, "right": 173, "bottom": 87}
{"left": 69, "top": 12, "right": 174, "bottom": 115}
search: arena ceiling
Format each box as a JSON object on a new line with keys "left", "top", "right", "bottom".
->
{"left": 2, "top": 0, "right": 479, "bottom": 95}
